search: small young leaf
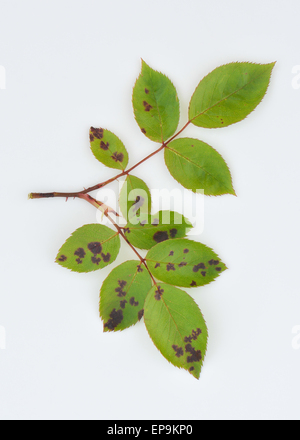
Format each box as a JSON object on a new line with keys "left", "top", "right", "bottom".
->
{"left": 164, "top": 138, "right": 235, "bottom": 196}
{"left": 56, "top": 224, "right": 120, "bottom": 273}
{"left": 146, "top": 238, "right": 227, "bottom": 288}
{"left": 119, "top": 174, "right": 151, "bottom": 221}
{"left": 189, "top": 62, "right": 275, "bottom": 128}
{"left": 132, "top": 60, "right": 180, "bottom": 143}
{"left": 144, "top": 283, "right": 208, "bottom": 379}
{"left": 100, "top": 260, "right": 152, "bottom": 332}
{"left": 89, "top": 127, "right": 129, "bottom": 170}
{"left": 124, "top": 211, "right": 192, "bottom": 250}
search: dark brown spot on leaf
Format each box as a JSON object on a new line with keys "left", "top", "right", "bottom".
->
{"left": 153, "top": 231, "right": 169, "bottom": 243}
{"left": 189, "top": 366, "right": 195, "bottom": 372}
{"left": 145, "top": 88, "right": 149, "bottom": 94}
{"left": 91, "top": 256, "right": 101, "bottom": 265}
{"left": 178, "top": 261, "right": 187, "bottom": 268}
{"left": 89, "top": 133, "right": 94, "bottom": 142}
{"left": 120, "top": 300, "right": 127, "bottom": 309}
{"left": 118, "top": 280, "right": 127, "bottom": 289}
{"left": 154, "top": 286, "right": 164, "bottom": 301}
{"left": 111, "top": 152, "right": 124, "bottom": 163}
{"left": 140, "top": 220, "right": 146, "bottom": 227}
{"left": 137, "top": 265, "right": 143, "bottom": 273}
{"left": 115, "top": 280, "right": 127, "bottom": 297}
{"left": 90, "top": 127, "right": 104, "bottom": 139}
{"left": 216, "top": 267, "right": 222, "bottom": 272}
{"left": 141, "top": 128, "right": 146, "bottom": 134}
{"left": 183, "top": 249, "right": 189, "bottom": 254}
{"left": 190, "top": 281, "right": 197, "bottom": 287}
{"left": 88, "top": 242, "right": 102, "bottom": 255}
{"left": 74, "top": 248, "right": 86, "bottom": 259}
{"left": 166, "top": 263, "right": 175, "bottom": 271}
{"left": 104, "top": 308, "right": 123, "bottom": 331}
{"left": 172, "top": 345, "right": 184, "bottom": 358}
{"left": 123, "top": 228, "right": 130, "bottom": 234}
{"left": 169, "top": 228, "right": 177, "bottom": 238}
{"left": 154, "top": 263, "right": 160, "bottom": 269}
{"left": 76, "top": 258, "right": 83, "bottom": 264}
{"left": 143, "top": 101, "right": 153, "bottom": 112}
{"left": 185, "top": 328, "right": 202, "bottom": 343}
{"left": 138, "top": 309, "right": 144, "bottom": 320}
{"left": 185, "top": 343, "right": 202, "bottom": 363}
{"left": 193, "top": 263, "right": 206, "bottom": 272}
{"left": 129, "top": 297, "right": 139, "bottom": 307}
{"left": 209, "top": 259, "right": 219, "bottom": 266}
{"left": 101, "top": 252, "right": 111, "bottom": 263}
{"left": 100, "top": 141, "right": 109, "bottom": 150}
{"left": 169, "top": 251, "right": 174, "bottom": 256}
{"left": 58, "top": 255, "right": 67, "bottom": 262}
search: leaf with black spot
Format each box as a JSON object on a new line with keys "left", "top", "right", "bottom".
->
{"left": 100, "top": 260, "right": 152, "bottom": 332}
{"left": 144, "top": 284, "right": 208, "bottom": 379}
{"left": 56, "top": 224, "right": 120, "bottom": 273}
{"left": 132, "top": 60, "right": 180, "bottom": 143}
{"left": 124, "top": 211, "right": 192, "bottom": 250}
{"left": 146, "top": 238, "right": 227, "bottom": 287}
{"left": 89, "top": 127, "right": 129, "bottom": 170}
{"left": 119, "top": 174, "right": 151, "bottom": 222}
{"left": 165, "top": 138, "right": 236, "bottom": 196}
{"left": 189, "top": 62, "right": 275, "bottom": 128}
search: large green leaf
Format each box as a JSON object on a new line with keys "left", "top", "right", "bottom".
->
{"left": 164, "top": 138, "right": 235, "bottom": 196}
{"left": 146, "top": 238, "right": 227, "bottom": 287}
{"left": 144, "top": 284, "right": 208, "bottom": 379}
{"left": 56, "top": 224, "right": 120, "bottom": 273}
{"left": 132, "top": 60, "right": 180, "bottom": 143}
{"left": 119, "top": 174, "right": 151, "bottom": 221}
{"left": 89, "top": 127, "right": 128, "bottom": 170}
{"left": 189, "top": 62, "right": 275, "bottom": 128}
{"left": 124, "top": 211, "right": 192, "bottom": 250}
{"left": 100, "top": 260, "right": 152, "bottom": 332}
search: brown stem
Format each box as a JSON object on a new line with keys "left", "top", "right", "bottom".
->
{"left": 28, "top": 120, "right": 191, "bottom": 200}
{"left": 78, "top": 193, "right": 157, "bottom": 286}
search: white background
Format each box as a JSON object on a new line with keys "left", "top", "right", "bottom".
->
{"left": 0, "top": 0, "right": 300, "bottom": 420}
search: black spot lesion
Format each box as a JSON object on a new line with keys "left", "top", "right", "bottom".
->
{"left": 120, "top": 300, "right": 127, "bottom": 309}
{"left": 193, "top": 263, "right": 206, "bottom": 272}
{"left": 143, "top": 101, "right": 153, "bottom": 112}
{"left": 169, "top": 228, "right": 177, "bottom": 238}
{"left": 101, "top": 252, "right": 111, "bottom": 263}
{"left": 190, "top": 281, "right": 197, "bottom": 287}
{"left": 104, "top": 308, "right": 123, "bottom": 331}
{"left": 184, "top": 328, "right": 202, "bottom": 343}
{"left": 129, "top": 297, "right": 139, "bottom": 307}
{"left": 74, "top": 248, "right": 86, "bottom": 259}
{"left": 111, "top": 152, "right": 124, "bottom": 163}
{"left": 91, "top": 256, "right": 101, "bottom": 265}
{"left": 169, "top": 251, "right": 174, "bottom": 256}
{"left": 201, "top": 271, "right": 206, "bottom": 277}
{"left": 166, "top": 263, "right": 175, "bottom": 271}
{"left": 183, "top": 249, "right": 189, "bottom": 254}
{"left": 209, "top": 259, "right": 219, "bottom": 266}
{"left": 137, "top": 265, "right": 143, "bottom": 273}
{"left": 178, "top": 261, "right": 187, "bottom": 268}
{"left": 88, "top": 242, "right": 102, "bottom": 255}
{"left": 58, "top": 255, "right": 67, "bottom": 262}
{"left": 172, "top": 345, "right": 184, "bottom": 358}
{"left": 154, "top": 286, "right": 164, "bottom": 301}
{"left": 154, "top": 263, "right": 160, "bottom": 269}
{"left": 185, "top": 343, "right": 202, "bottom": 363}
{"left": 100, "top": 141, "right": 109, "bottom": 150}
{"left": 153, "top": 231, "right": 169, "bottom": 243}
{"left": 115, "top": 280, "right": 127, "bottom": 297}
{"left": 141, "top": 128, "right": 146, "bottom": 134}
{"left": 216, "top": 267, "right": 222, "bottom": 272}
{"left": 138, "top": 309, "right": 144, "bottom": 320}
{"left": 76, "top": 258, "right": 83, "bottom": 264}
{"left": 90, "top": 127, "right": 104, "bottom": 139}
{"left": 145, "top": 88, "right": 149, "bottom": 94}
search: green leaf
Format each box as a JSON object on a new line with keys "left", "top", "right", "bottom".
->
{"left": 56, "top": 224, "right": 120, "bottom": 273}
{"left": 119, "top": 174, "right": 151, "bottom": 221}
{"left": 146, "top": 238, "right": 227, "bottom": 288}
{"left": 164, "top": 138, "right": 235, "bottom": 196}
{"left": 89, "top": 127, "right": 129, "bottom": 170}
{"left": 124, "top": 211, "right": 192, "bottom": 250}
{"left": 144, "top": 284, "right": 208, "bottom": 379}
{"left": 100, "top": 260, "right": 152, "bottom": 332}
{"left": 189, "top": 62, "right": 275, "bottom": 128}
{"left": 132, "top": 60, "right": 180, "bottom": 143}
